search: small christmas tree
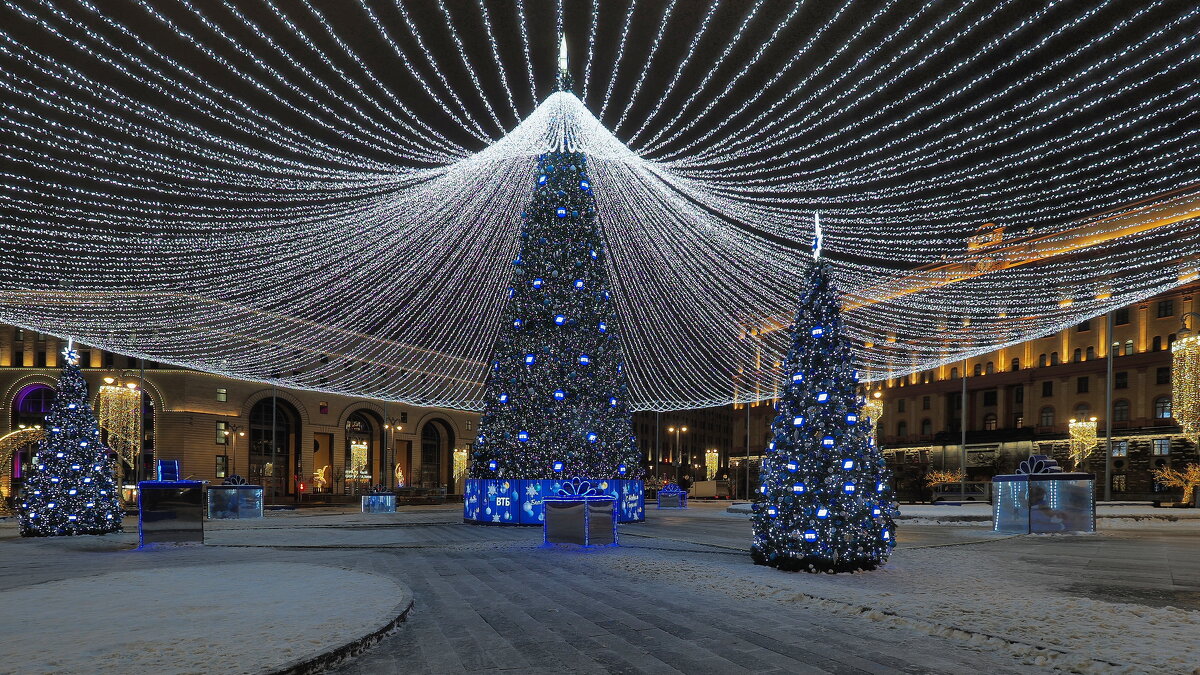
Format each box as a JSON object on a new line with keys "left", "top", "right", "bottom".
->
{"left": 19, "top": 343, "right": 123, "bottom": 536}
{"left": 751, "top": 255, "right": 896, "bottom": 572}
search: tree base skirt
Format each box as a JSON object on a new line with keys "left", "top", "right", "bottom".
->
{"left": 751, "top": 546, "right": 884, "bottom": 574}
{"left": 463, "top": 479, "right": 644, "bottom": 525}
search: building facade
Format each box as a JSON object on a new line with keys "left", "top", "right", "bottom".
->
{"left": 873, "top": 282, "right": 1198, "bottom": 501}
{"left": 0, "top": 327, "right": 479, "bottom": 503}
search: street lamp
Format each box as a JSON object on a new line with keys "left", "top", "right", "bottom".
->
{"left": 223, "top": 422, "right": 245, "bottom": 479}
{"left": 384, "top": 417, "right": 404, "bottom": 489}
{"left": 668, "top": 425, "right": 688, "bottom": 482}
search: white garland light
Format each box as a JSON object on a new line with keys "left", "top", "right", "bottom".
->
{"left": 0, "top": 2, "right": 1197, "bottom": 412}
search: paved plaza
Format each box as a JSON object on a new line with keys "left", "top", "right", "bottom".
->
{"left": 1, "top": 502, "right": 1198, "bottom": 673}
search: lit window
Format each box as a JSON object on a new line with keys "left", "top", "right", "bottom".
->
{"left": 1152, "top": 439, "right": 1170, "bottom": 456}
{"left": 1112, "top": 474, "right": 1126, "bottom": 492}
{"left": 215, "top": 421, "right": 228, "bottom": 445}
{"left": 1123, "top": 339, "right": 1133, "bottom": 355}
{"left": 983, "top": 414, "right": 997, "bottom": 431}
{"left": 1154, "top": 397, "right": 1171, "bottom": 419}
{"left": 216, "top": 388, "right": 227, "bottom": 402}
{"left": 1111, "top": 440, "right": 1128, "bottom": 457}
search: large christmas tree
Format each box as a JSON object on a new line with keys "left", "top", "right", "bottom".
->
{"left": 751, "top": 257, "right": 896, "bottom": 572}
{"left": 18, "top": 344, "right": 123, "bottom": 537}
{"left": 469, "top": 42, "right": 639, "bottom": 482}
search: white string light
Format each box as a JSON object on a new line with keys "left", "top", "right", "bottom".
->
{"left": 0, "top": 2, "right": 1196, "bottom": 412}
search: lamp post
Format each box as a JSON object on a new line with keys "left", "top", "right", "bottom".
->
{"left": 668, "top": 425, "right": 688, "bottom": 482}
{"left": 223, "top": 422, "right": 245, "bottom": 479}
{"left": 1105, "top": 311, "right": 1116, "bottom": 502}
{"left": 383, "top": 417, "right": 404, "bottom": 489}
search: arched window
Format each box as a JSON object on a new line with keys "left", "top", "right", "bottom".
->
{"left": 896, "top": 421, "right": 907, "bottom": 438}
{"left": 344, "top": 410, "right": 379, "bottom": 491}
{"left": 1113, "top": 399, "right": 1130, "bottom": 422}
{"left": 249, "top": 398, "right": 300, "bottom": 497}
{"left": 419, "top": 419, "right": 456, "bottom": 489}
{"left": 1074, "top": 404, "right": 1090, "bottom": 419}
{"left": 1039, "top": 407, "right": 1055, "bottom": 427}
{"left": 1050, "top": 352, "right": 1060, "bottom": 365}
{"left": 1072, "top": 348, "right": 1082, "bottom": 363}
{"left": 1152, "top": 336, "right": 1163, "bottom": 352}
{"left": 983, "top": 413, "right": 997, "bottom": 431}
{"left": 1154, "top": 396, "right": 1172, "bottom": 419}
{"left": 985, "top": 361, "right": 994, "bottom": 374}
{"left": 1038, "top": 354, "right": 1048, "bottom": 367}
{"left": 1086, "top": 346, "right": 1095, "bottom": 360}
{"left": 920, "top": 419, "right": 932, "bottom": 435}
{"left": 1168, "top": 333, "right": 1177, "bottom": 348}
{"left": 949, "top": 367, "right": 958, "bottom": 379}
{"left": 1011, "top": 357, "right": 1020, "bottom": 371}
{"left": 973, "top": 363, "right": 982, "bottom": 376}
{"left": 1124, "top": 339, "right": 1134, "bottom": 355}
{"left": 11, "top": 383, "right": 54, "bottom": 428}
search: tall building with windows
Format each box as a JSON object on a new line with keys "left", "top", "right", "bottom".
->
{"left": 0, "top": 327, "right": 478, "bottom": 504}
{"left": 872, "top": 282, "right": 1198, "bottom": 501}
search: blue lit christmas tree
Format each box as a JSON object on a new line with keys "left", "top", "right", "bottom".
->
{"left": 19, "top": 343, "right": 123, "bottom": 536}
{"left": 751, "top": 236, "right": 896, "bottom": 572}
{"left": 469, "top": 39, "right": 639, "bottom": 482}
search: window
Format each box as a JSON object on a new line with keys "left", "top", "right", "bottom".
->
{"left": 35, "top": 351, "right": 46, "bottom": 368}
{"left": 103, "top": 352, "right": 114, "bottom": 368}
{"left": 1042, "top": 381, "right": 1053, "bottom": 397}
{"left": 1168, "top": 333, "right": 1177, "bottom": 349}
{"left": 1050, "top": 352, "right": 1060, "bottom": 365}
{"left": 1039, "top": 407, "right": 1055, "bottom": 427}
{"left": 1112, "top": 474, "right": 1126, "bottom": 492}
{"left": 1123, "top": 339, "right": 1133, "bottom": 355}
{"left": 1077, "top": 376, "right": 1089, "bottom": 394}
{"left": 1072, "top": 348, "right": 1082, "bottom": 363}
{"left": 922, "top": 395, "right": 931, "bottom": 410}
{"left": 1152, "top": 439, "right": 1170, "bottom": 456}
{"left": 319, "top": 401, "right": 329, "bottom": 415}
{"left": 921, "top": 419, "right": 932, "bottom": 435}
{"left": 1014, "top": 385, "right": 1024, "bottom": 404}
{"left": 1115, "top": 308, "right": 1130, "bottom": 325}
{"left": 1154, "top": 396, "right": 1171, "bottom": 419}
{"left": 1077, "top": 319, "right": 1091, "bottom": 332}
{"left": 216, "top": 388, "right": 227, "bottom": 402}
{"left": 12, "top": 349, "right": 23, "bottom": 367}
{"left": 1157, "top": 367, "right": 1171, "bottom": 385}
{"left": 896, "top": 421, "right": 907, "bottom": 437}
{"left": 983, "top": 414, "right": 997, "bottom": 431}
{"left": 77, "top": 349, "right": 90, "bottom": 366}
{"left": 973, "top": 363, "right": 982, "bottom": 376}
{"left": 13, "top": 328, "right": 24, "bottom": 341}
{"left": 1157, "top": 300, "right": 1174, "bottom": 318}
{"left": 1086, "top": 346, "right": 1095, "bottom": 360}
{"left": 985, "top": 361, "right": 994, "bottom": 374}
{"left": 1114, "top": 371, "right": 1128, "bottom": 389}
{"left": 983, "top": 390, "right": 997, "bottom": 407}
{"left": 1074, "top": 404, "right": 1090, "bottom": 419}
{"left": 1011, "top": 357, "right": 1020, "bottom": 371}
{"left": 1152, "top": 336, "right": 1162, "bottom": 352}
{"left": 400, "top": 412, "right": 409, "bottom": 424}
{"left": 215, "top": 455, "right": 228, "bottom": 479}
{"left": 1038, "top": 354, "right": 1048, "bottom": 367}
{"left": 215, "top": 421, "right": 229, "bottom": 444}
{"left": 1113, "top": 400, "right": 1130, "bottom": 422}
{"left": 897, "top": 399, "right": 906, "bottom": 413}
{"left": 950, "top": 367, "right": 958, "bottom": 379}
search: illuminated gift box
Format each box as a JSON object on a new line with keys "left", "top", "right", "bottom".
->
{"left": 543, "top": 478, "right": 617, "bottom": 546}
{"left": 656, "top": 482, "right": 688, "bottom": 508}
{"left": 993, "top": 455, "right": 1095, "bottom": 534}
{"left": 362, "top": 493, "right": 397, "bottom": 513}
{"left": 206, "top": 478, "right": 263, "bottom": 520}
{"left": 138, "top": 480, "right": 206, "bottom": 545}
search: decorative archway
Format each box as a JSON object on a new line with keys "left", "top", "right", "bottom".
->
{"left": 0, "top": 428, "right": 45, "bottom": 504}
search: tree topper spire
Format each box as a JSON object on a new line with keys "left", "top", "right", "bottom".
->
{"left": 812, "top": 211, "right": 823, "bottom": 259}
{"left": 557, "top": 33, "right": 572, "bottom": 91}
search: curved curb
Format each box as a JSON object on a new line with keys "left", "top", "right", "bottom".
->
{"left": 268, "top": 585, "right": 415, "bottom": 675}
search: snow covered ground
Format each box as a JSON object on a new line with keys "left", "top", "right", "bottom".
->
{"left": 0, "top": 561, "right": 410, "bottom": 674}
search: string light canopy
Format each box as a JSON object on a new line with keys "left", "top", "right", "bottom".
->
{"left": 0, "top": 2, "right": 1198, "bottom": 412}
